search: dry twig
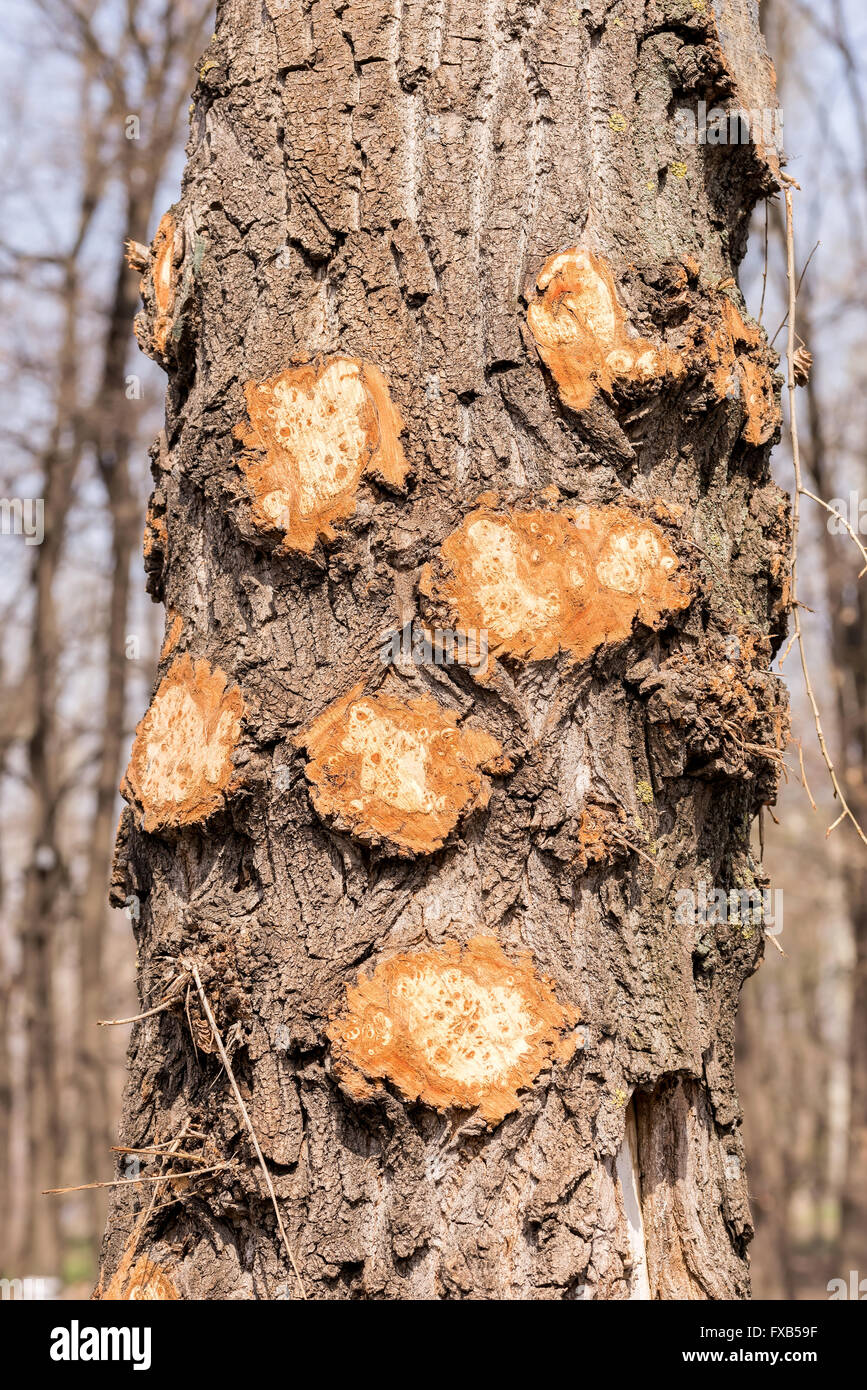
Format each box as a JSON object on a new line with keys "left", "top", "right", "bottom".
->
{"left": 187, "top": 962, "right": 307, "bottom": 1300}
{"left": 43, "top": 1162, "right": 232, "bottom": 1194}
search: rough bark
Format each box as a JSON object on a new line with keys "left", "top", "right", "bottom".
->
{"left": 99, "top": 0, "right": 789, "bottom": 1300}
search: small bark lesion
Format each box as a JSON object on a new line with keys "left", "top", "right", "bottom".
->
{"left": 142, "top": 495, "right": 168, "bottom": 601}
{"left": 573, "top": 801, "right": 630, "bottom": 874}
{"left": 160, "top": 609, "right": 184, "bottom": 661}
{"left": 702, "top": 296, "right": 780, "bottom": 446}
{"left": 235, "top": 356, "right": 410, "bottom": 554}
{"left": 126, "top": 211, "right": 183, "bottom": 362}
{"left": 103, "top": 1254, "right": 180, "bottom": 1302}
{"left": 328, "top": 935, "right": 581, "bottom": 1126}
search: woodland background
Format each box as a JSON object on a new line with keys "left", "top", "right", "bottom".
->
{"left": 0, "top": 0, "right": 865, "bottom": 1298}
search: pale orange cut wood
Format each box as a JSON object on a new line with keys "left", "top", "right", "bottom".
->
{"left": 236, "top": 356, "right": 409, "bottom": 553}
{"left": 103, "top": 1254, "right": 179, "bottom": 1301}
{"left": 328, "top": 936, "right": 580, "bottom": 1126}
{"left": 122, "top": 654, "right": 245, "bottom": 832}
{"left": 527, "top": 247, "right": 684, "bottom": 411}
{"left": 296, "top": 684, "right": 504, "bottom": 855}
{"left": 421, "top": 502, "right": 693, "bottom": 667}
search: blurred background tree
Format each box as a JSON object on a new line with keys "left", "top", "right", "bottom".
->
{"left": 0, "top": 0, "right": 864, "bottom": 1296}
{"left": 737, "top": 0, "right": 867, "bottom": 1299}
{"left": 0, "top": 0, "right": 213, "bottom": 1287}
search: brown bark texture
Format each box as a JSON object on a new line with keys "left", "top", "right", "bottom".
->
{"left": 99, "top": 0, "right": 791, "bottom": 1300}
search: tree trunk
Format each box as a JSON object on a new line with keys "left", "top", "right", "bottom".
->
{"left": 98, "top": 0, "right": 790, "bottom": 1300}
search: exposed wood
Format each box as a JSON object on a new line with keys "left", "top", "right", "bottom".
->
{"left": 328, "top": 935, "right": 580, "bottom": 1125}
{"left": 297, "top": 684, "right": 503, "bottom": 855}
{"left": 421, "top": 502, "right": 693, "bottom": 666}
{"left": 122, "top": 655, "right": 246, "bottom": 833}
